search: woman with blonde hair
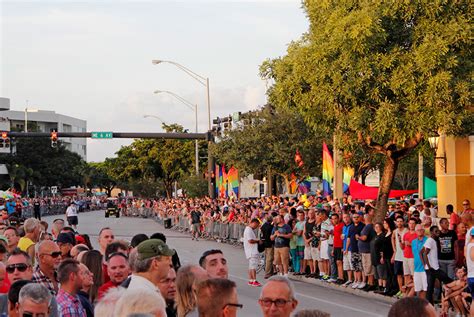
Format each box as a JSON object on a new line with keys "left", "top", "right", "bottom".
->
{"left": 176, "top": 265, "right": 209, "bottom": 317}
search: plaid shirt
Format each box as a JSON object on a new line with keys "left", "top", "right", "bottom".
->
{"left": 32, "top": 267, "right": 58, "bottom": 296}
{"left": 56, "top": 289, "right": 86, "bottom": 317}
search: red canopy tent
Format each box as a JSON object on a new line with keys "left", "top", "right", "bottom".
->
{"left": 349, "top": 179, "right": 417, "bottom": 200}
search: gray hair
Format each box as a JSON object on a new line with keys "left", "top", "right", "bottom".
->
{"left": 24, "top": 218, "right": 40, "bottom": 234}
{"left": 114, "top": 288, "right": 166, "bottom": 317}
{"left": 134, "top": 256, "right": 161, "bottom": 273}
{"left": 294, "top": 309, "right": 330, "bottom": 317}
{"left": 262, "top": 276, "right": 296, "bottom": 300}
{"left": 18, "top": 284, "right": 52, "bottom": 306}
{"left": 94, "top": 287, "right": 126, "bottom": 317}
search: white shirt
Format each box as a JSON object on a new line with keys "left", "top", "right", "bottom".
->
{"left": 467, "top": 243, "right": 474, "bottom": 278}
{"left": 65, "top": 205, "right": 77, "bottom": 217}
{"left": 394, "top": 228, "right": 407, "bottom": 261}
{"left": 424, "top": 237, "right": 439, "bottom": 270}
{"left": 128, "top": 274, "right": 161, "bottom": 294}
{"left": 243, "top": 226, "right": 259, "bottom": 259}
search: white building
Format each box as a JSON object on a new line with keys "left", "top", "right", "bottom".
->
{"left": 0, "top": 100, "right": 87, "bottom": 160}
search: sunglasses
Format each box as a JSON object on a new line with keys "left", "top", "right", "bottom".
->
{"left": 6, "top": 263, "right": 29, "bottom": 274}
{"left": 41, "top": 251, "right": 62, "bottom": 258}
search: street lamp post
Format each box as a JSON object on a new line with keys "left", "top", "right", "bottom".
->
{"left": 154, "top": 90, "right": 199, "bottom": 176}
{"left": 143, "top": 114, "right": 166, "bottom": 125}
{"left": 151, "top": 60, "right": 215, "bottom": 197}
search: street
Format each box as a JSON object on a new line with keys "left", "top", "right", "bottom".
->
{"left": 45, "top": 210, "right": 391, "bottom": 317}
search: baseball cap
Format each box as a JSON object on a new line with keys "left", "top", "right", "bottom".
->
{"left": 137, "top": 239, "right": 175, "bottom": 260}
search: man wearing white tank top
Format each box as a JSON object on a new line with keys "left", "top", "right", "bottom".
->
{"left": 391, "top": 216, "right": 407, "bottom": 298}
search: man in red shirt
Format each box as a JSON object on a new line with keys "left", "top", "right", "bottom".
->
{"left": 331, "top": 213, "right": 345, "bottom": 284}
{"left": 97, "top": 252, "right": 130, "bottom": 300}
{"left": 402, "top": 218, "right": 418, "bottom": 289}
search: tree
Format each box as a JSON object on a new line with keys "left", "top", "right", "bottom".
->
{"left": 211, "top": 106, "right": 323, "bottom": 194}
{"left": 261, "top": 1, "right": 472, "bottom": 220}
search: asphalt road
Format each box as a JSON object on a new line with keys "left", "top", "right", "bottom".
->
{"left": 44, "top": 210, "right": 392, "bottom": 317}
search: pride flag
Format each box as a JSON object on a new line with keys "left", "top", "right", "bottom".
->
{"left": 343, "top": 167, "right": 354, "bottom": 193}
{"left": 322, "top": 142, "right": 334, "bottom": 197}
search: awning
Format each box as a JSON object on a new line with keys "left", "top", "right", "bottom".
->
{"left": 349, "top": 179, "right": 417, "bottom": 200}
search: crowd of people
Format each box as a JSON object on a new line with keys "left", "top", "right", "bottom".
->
{"left": 0, "top": 193, "right": 470, "bottom": 317}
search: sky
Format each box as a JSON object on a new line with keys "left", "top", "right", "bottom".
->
{"left": 1, "top": 0, "right": 308, "bottom": 162}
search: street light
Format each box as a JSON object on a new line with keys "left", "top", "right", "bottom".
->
{"left": 428, "top": 135, "right": 447, "bottom": 173}
{"left": 151, "top": 60, "right": 211, "bottom": 131}
{"left": 154, "top": 90, "right": 199, "bottom": 176}
{"left": 24, "top": 108, "right": 39, "bottom": 132}
{"left": 143, "top": 114, "right": 166, "bottom": 125}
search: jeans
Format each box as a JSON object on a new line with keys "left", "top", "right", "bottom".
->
{"left": 438, "top": 259, "right": 456, "bottom": 280}
{"left": 290, "top": 248, "right": 300, "bottom": 273}
{"left": 426, "top": 268, "right": 453, "bottom": 304}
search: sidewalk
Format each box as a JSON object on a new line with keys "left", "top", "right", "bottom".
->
{"left": 288, "top": 274, "right": 397, "bottom": 305}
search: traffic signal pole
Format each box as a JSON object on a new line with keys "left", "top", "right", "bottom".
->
{"left": 6, "top": 131, "right": 210, "bottom": 140}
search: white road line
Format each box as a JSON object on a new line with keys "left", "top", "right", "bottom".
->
{"left": 229, "top": 274, "right": 386, "bottom": 317}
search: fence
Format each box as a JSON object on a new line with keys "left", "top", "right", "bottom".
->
{"left": 125, "top": 206, "right": 254, "bottom": 246}
{"left": 21, "top": 203, "right": 97, "bottom": 219}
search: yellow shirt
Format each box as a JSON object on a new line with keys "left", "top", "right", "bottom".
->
{"left": 18, "top": 236, "right": 35, "bottom": 252}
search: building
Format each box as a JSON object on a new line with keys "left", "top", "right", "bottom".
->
{"left": 0, "top": 99, "right": 87, "bottom": 160}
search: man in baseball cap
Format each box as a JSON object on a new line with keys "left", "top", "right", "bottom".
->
{"left": 127, "top": 239, "right": 175, "bottom": 293}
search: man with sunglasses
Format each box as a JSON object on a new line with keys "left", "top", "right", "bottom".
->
{"left": 197, "top": 278, "right": 240, "bottom": 317}
{"left": 6, "top": 249, "right": 33, "bottom": 283}
{"left": 258, "top": 276, "right": 298, "bottom": 317}
{"left": 32, "top": 240, "right": 61, "bottom": 296}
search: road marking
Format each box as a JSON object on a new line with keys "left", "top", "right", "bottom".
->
{"left": 229, "top": 274, "right": 386, "bottom": 317}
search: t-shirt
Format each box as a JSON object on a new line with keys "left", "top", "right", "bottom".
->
{"left": 333, "top": 223, "right": 344, "bottom": 248}
{"left": 437, "top": 230, "right": 457, "bottom": 261}
{"left": 272, "top": 224, "right": 292, "bottom": 248}
{"left": 348, "top": 222, "right": 365, "bottom": 253}
{"left": 304, "top": 221, "right": 315, "bottom": 240}
{"left": 394, "top": 228, "right": 408, "bottom": 261}
{"left": 243, "top": 226, "right": 259, "bottom": 259}
{"left": 403, "top": 231, "right": 417, "bottom": 259}
{"left": 65, "top": 205, "right": 77, "bottom": 217}
{"left": 449, "top": 213, "right": 461, "bottom": 231}
{"left": 321, "top": 219, "right": 334, "bottom": 245}
{"left": 33, "top": 202, "right": 40, "bottom": 212}
{"left": 190, "top": 211, "right": 201, "bottom": 224}
{"left": 358, "top": 223, "right": 375, "bottom": 254}
{"left": 295, "top": 221, "right": 305, "bottom": 247}
{"left": 342, "top": 224, "right": 353, "bottom": 251}
{"left": 424, "top": 237, "right": 439, "bottom": 270}
{"left": 412, "top": 237, "right": 427, "bottom": 273}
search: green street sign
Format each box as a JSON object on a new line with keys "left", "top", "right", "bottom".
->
{"left": 91, "top": 131, "right": 113, "bottom": 139}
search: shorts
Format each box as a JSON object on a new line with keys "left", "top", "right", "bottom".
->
{"left": 304, "top": 246, "right": 312, "bottom": 260}
{"left": 361, "top": 253, "right": 374, "bottom": 276}
{"left": 413, "top": 271, "right": 428, "bottom": 292}
{"left": 192, "top": 223, "right": 201, "bottom": 232}
{"left": 403, "top": 258, "right": 415, "bottom": 276}
{"left": 310, "top": 247, "right": 321, "bottom": 261}
{"left": 333, "top": 247, "right": 343, "bottom": 261}
{"left": 320, "top": 240, "right": 329, "bottom": 260}
{"left": 468, "top": 278, "right": 474, "bottom": 297}
{"left": 343, "top": 251, "right": 353, "bottom": 271}
{"left": 249, "top": 256, "right": 259, "bottom": 270}
{"left": 67, "top": 216, "right": 78, "bottom": 226}
{"left": 351, "top": 252, "right": 362, "bottom": 272}
{"left": 274, "top": 247, "right": 290, "bottom": 266}
{"left": 394, "top": 260, "right": 404, "bottom": 276}
{"left": 375, "top": 264, "right": 387, "bottom": 280}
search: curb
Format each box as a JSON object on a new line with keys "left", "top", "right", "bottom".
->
{"left": 288, "top": 275, "right": 397, "bottom": 305}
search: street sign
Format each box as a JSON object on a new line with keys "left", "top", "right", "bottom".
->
{"left": 91, "top": 131, "right": 113, "bottom": 139}
{"left": 51, "top": 186, "right": 58, "bottom": 194}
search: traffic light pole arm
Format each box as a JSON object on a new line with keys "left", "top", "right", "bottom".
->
{"left": 6, "top": 131, "right": 212, "bottom": 141}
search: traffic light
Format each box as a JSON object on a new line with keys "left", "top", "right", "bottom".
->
{"left": 0, "top": 132, "right": 9, "bottom": 149}
{"left": 51, "top": 131, "right": 58, "bottom": 148}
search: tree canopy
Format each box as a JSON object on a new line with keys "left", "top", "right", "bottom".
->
{"left": 261, "top": 0, "right": 472, "bottom": 219}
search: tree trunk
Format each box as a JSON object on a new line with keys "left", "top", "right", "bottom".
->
{"left": 375, "top": 157, "right": 399, "bottom": 222}
{"left": 267, "top": 170, "right": 274, "bottom": 196}
{"left": 163, "top": 180, "right": 173, "bottom": 199}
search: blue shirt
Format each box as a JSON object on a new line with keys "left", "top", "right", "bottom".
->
{"left": 412, "top": 237, "right": 427, "bottom": 273}
{"left": 6, "top": 201, "right": 15, "bottom": 214}
{"left": 342, "top": 224, "right": 353, "bottom": 251}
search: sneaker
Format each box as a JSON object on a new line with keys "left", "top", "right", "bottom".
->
{"left": 351, "top": 282, "right": 359, "bottom": 289}
{"left": 327, "top": 278, "right": 337, "bottom": 283}
{"left": 283, "top": 274, "right": 289, "bottom": 278}
{"left": 252, "top": 281, "right": 262, "bottom": 287}
{"left": 393, "top": 291, "right": 402, "bottom": 298}
{"left": 248, "top": 281, "right": 253, "bottom": 286}
{"left": 336, "top": 279, "right": 345, "bottom": 285}
{"left": 357, "top": 282, "right": 366, "bottom": 289}
{"left": 343, "top": 280, "right": 353, "bottom": 287}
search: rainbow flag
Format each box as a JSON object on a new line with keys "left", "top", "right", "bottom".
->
{"left": 226, "top": 166, "right": 239, "bottom": 198}
{"left": 343, "top": 167, "right": 354, "bottom": 193}
{"left": 322, "top": 142, "right": 334, "bottom": 197}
